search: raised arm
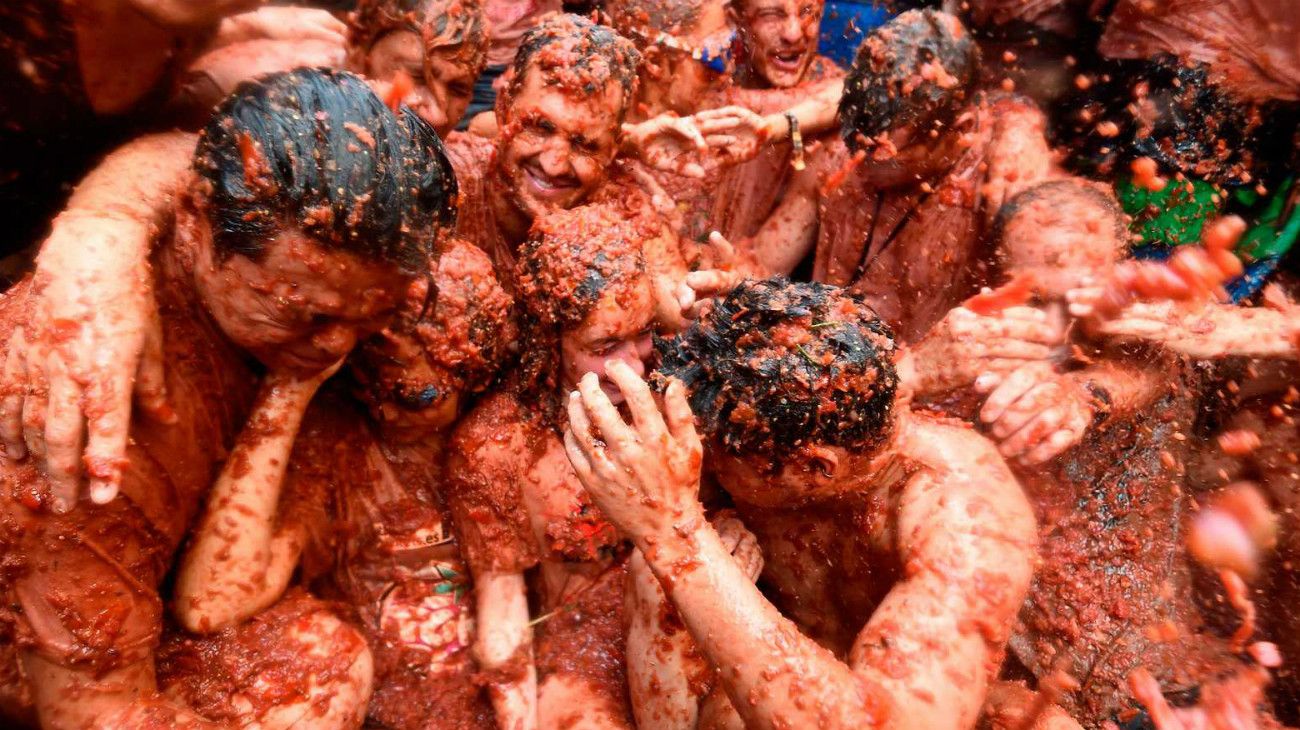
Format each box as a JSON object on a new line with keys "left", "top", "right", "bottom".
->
{"left": 173, "top": 363, "right": 339, "bottom": 633}
{"left": 566, "top": 366, "right": 882, "bottom": 728}
{"left": 1086, "top": 300, "right": 1300, "bottom": 360}
{"left": 444, "top": 408, "right": 542, "bottom": 730}
{"left": 0, "top": 132, "right": 195, "bottom": 511}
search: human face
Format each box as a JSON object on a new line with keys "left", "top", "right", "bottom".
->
{"left": 651, "top": 2, "right": 734, "bottom": 113}
{"left": 1001, "top": 200, "right": 1124, "bottom": 299}
{"left": 497, "top": 68, "right": 624, "bottom": 222}
{"left": 353, "top": 328, "right": 464, "bottom": 441}
{"left": 366, "top": 31, "right": 476, "bottom": 136}
{"left": 192, "top": 222, "right": 410, "bottom": 374}
{"left": 736, "top": 0, "right": 822, "bottom": 88}
{"left": 560, "top": 276, "right": 655, "bottom": 405}
{"left": 710, "top": 441, "right": 878, "bottom": 507}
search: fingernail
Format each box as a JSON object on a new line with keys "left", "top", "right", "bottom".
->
{"left": 50, "top": 496, "right": 69, "bottom": 514}
{"left": 90, "top": 483, "right": 115, "bottom": 504}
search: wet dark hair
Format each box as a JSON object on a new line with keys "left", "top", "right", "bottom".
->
{"left": 839, "top": 9, "right": 978, "bottom": 150}
{"left": 194, "top": 68, "right": 457, "bottom": 275}
{"left": 992, "top": 179, "right": 1128, "bottom": 248}
{"left": 604, "top": 0, "right": 704, "bottom": 45}
{"left": 1055, "top": 56, "right": 1262, "bottom": 185}
{"left": 506, "top": 14, "right": 640, "bottom": 117}
{"left": 515, "top": 204, "right": 648, "bottom": 412}
{"left": 658, "top": 278, "right": 899, "bottom": 465}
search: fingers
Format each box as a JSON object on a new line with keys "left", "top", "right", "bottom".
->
{"left": 1023, "top": 427, "right": 1084, "bottom": 465}
{"left": 980, "top": 364, "right": 1050, "bottom": 425}
{"left": 1, "top": 332, "right": 29, "bottom": 460}
{"left": 668, "top": 118, "right": 706, "bottom": 151}
{"left": 685, "top": 270, "right": 736, "bottom": 299}
{"left": 566, "top": 392, "right": 617, "bottom": 480}
{"left": 578, "top": 372, "right": 637, "bottom": 451}
{"left": 563, "top": 427, "right": 596, "bottom": 488}
{"left": 996, "top": 404, "right": 1063, "bottom": 456}
{"left": 44, "top": 357, "right": 86, "bottom": 513}
{"left": 949, "top": 306, "right": 1059, "bottom": 344}
{"left": 707, "top": 231, "right": 736, "bottom": 267}
{"left": 605, "top": 360, "right": 668, "bottom": 446}
{"left": 21, "top": 353, "right": 49, "bottom": 462}
{"left": 662, "top": 379, "right": 699, "bottom": 447}
{"left": 84, "top": 368, "right": 133, "bottom": 504}
{"left": 134, "top": 306, "right": 173, "bottom": 423}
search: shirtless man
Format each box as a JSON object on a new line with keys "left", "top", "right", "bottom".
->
{"left": 738, "top": 9, "right": 1058, "bottom": 342}
{"left": 566, "top": 278, "right": 1038, "bottom": 729}
{"left": 446, "top": 205, "right": 668, "bottom": 730}
{"left": 606, "top": 0, "right": 847, "bottom": 244}
{"left": 165, "top": 238, "right": 513, "bottom": 730}
{"left": 445, "top": 14, "right": 725, "bottom": 329}
{"left": 0, "top": 68, "right": 452, "bottom": 728}
{"left": 176, "top": 0, "right": 488, "bottom": 135}
{"left": 946, "top": 181, "right": 1277, "bottom": 726}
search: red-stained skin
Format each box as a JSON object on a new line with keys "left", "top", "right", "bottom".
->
{"left": 190, "top": 224, "right": 407, "bottom": 374}
{"left": 363, "top": 30, "right": 477, "bottom": 135}
{"left": 732, "top": 0, "right": 824, "bottom": 89}
{"left": 492, "top": 68, "right": 627, "bottom": 235}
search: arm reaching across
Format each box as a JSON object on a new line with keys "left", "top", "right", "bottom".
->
{"left": 1081, "top": 300, "right": 1300, "bottom": 360}
{"left": 173, "top": 361, "right": 340, "bottom": 633}
{"left": 1, "top": 132, "right": 196, "bottom": 511}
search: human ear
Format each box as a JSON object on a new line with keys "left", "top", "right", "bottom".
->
{"left": 805, "top": 445, "right": 840, "bottom": 485}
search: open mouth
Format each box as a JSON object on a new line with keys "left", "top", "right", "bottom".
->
{"left": 523, "top": 163, "right": 578, "bottom": 199}
{"left": 769, "top": 48, "right": 807, "bottom": 73}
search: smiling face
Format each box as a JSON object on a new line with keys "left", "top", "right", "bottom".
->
{"left": 364, "top": 30, "right": 477, "bottom": 135}
{"left": 735, "top": 0, "right": 823, "bottom": 88}
{"left": 188, "top": 212, "right": 409, "bottom": 374}
{"left": 496, "top": 67, "right": 625, "bottom": 223}
{"left": 559, "top": 274, "right": 655, "bottom": 405}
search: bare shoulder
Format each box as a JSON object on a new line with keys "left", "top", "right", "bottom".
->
{"left": 447, "top": 391, "right": 535, "bottom": 474}
{"left": 900, "top": 413, "right": 1025, "bottom": 505}
{"left": 898, "top": 413, "right": 1038, "bottom": 545}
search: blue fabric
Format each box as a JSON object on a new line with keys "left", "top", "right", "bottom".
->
{"left": 1130, "top": 244, "right": 1279, "bottom": 303}
{"left": 458, "top": 63, "right": 507, "bottom": 131}
{"left": 819, "top": 1, "right": 895, "bottom": 68}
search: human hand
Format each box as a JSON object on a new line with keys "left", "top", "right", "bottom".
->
{"left": 905, "top": 305, "right": 1062, "bottom": 395}
{"left": 217, "top": 6, "right": 346, "bottom": 46}
{"left": 564, "top": 362, "right": 705, "bottom": 549}
{"left": 693, "top": 106, "right": 783, "bottom": 167}
{"left": 675, "top": 232, "right": 743, "bottom": 321}
{"left": 978, "top": 362, "right": 1093, "bottom": 465}
{"left": 624, "top": 114, "right": 709, "bottom": 179}
{"left": 0, "top": 214, "right": 170, "bottom": 512}
{"left": 712, "top": 511, "right": 763, "bottom": 583}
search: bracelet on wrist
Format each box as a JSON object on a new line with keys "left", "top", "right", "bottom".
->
{"left": 784, "top": 112, "right": 805, "bottom": 171}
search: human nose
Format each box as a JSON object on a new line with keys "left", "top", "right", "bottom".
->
{"left": 311, "top": 323, "right": 359, "bottom": 359}
{"left": 539, "top": 139, "right": 574, "bottom": 178}
{"left": 781, "top": 14, "right": 803, "bottom": 43}
{"left": 610, "top": 340, "right": 647, "bottom": 377}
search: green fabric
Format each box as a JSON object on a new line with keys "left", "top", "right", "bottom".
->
{"left": 1234, "top": 177, "right": 1298, "bottom": 262}
{"left": 1117, "top": 174, "right": 1222, "bottom": 250}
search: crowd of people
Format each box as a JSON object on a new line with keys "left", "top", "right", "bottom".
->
{"left": 0, "top": 0, "right": 1297, "bottom": 728}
